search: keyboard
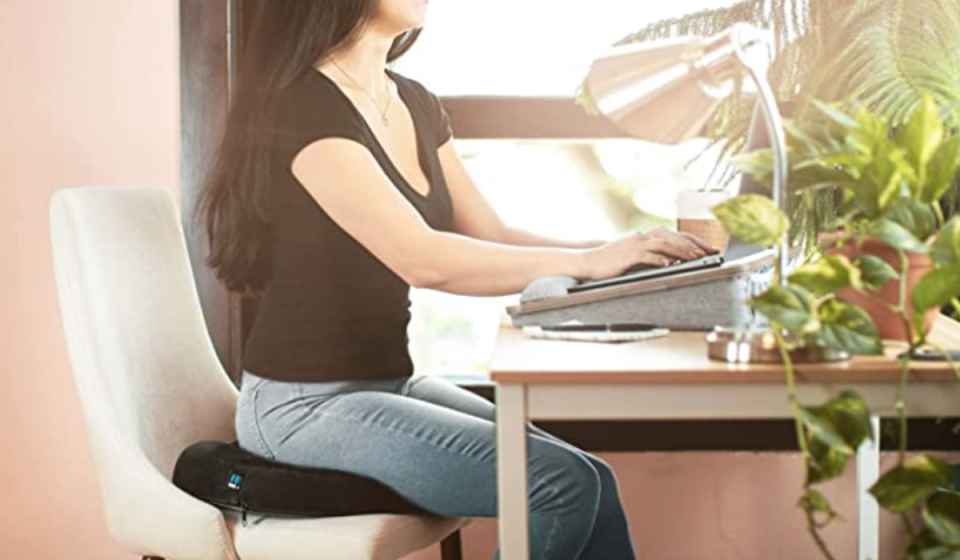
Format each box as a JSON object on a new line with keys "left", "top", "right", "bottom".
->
{"left": 567, "top": 254, "right": 725, "bottom": 293}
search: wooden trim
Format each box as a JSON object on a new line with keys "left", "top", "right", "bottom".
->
{"left": 458, "top": 383, "right": 960, "bottom": 452}
{"left": 440, "top": 97, "right": 628, "bottom": 140}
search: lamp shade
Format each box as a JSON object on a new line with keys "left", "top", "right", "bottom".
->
{"left": 585, "top": 23, "right": 767, "bottom": 144}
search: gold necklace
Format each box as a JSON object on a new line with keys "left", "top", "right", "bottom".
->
{"left": 330, "top": 59, "right": 392, "bottom": 126}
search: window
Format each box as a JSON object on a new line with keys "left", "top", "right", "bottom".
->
{"left": 392, "top": 1, "right": 741, "bottom": 381}
{"left": 395, "top": 0, "right": 742, "bottom": 97}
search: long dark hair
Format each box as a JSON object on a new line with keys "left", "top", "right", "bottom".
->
{"left": 192, "top": 1, "right": 422, "bottom": 295}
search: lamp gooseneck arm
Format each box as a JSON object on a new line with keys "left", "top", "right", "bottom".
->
{"left": 739, "top": 47, "right": 790, "bottom": 287}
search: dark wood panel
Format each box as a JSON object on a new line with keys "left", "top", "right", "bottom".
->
{"left": 441, "top": 97, "right": 628, "bottom": 140}
{"left": 179, "top": 0, "right": 240, "bottom": 384}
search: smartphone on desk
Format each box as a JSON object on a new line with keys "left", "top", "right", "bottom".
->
{"left": 540, "top": 323, "right": 659, "bottom": 332}
{"left": 523, "top": 323, "right": 670, "bottom": 342}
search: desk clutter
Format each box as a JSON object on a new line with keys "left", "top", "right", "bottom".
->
{"left": 508, "top": 250, "right": 775, "bottom": 332}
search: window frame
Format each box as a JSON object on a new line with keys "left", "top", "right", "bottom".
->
{"left": 439, "top": 97, "right": 628, "bottom": 140}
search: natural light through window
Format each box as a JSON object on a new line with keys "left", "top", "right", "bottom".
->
{"left": 393, "top": 0, "right": 742, "bottom": 96}
{"left": 397, "top": 1, "right": 743, "bottom": 382}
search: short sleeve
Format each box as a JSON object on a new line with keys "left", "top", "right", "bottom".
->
{"left": 429, "top": 92, "right": 454, "bottom": 149}
{"left": 405, "top": 77, "right": 453, "bottom": 149}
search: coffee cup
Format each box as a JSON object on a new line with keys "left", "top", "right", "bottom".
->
{"left": 675, "top": 189, "right": 730, "bottom": 253}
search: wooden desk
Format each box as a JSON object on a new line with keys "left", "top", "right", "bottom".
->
{"left": 491, "top": 316, "right": 960, "bottom": 560}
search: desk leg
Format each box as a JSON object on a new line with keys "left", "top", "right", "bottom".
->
{"left": 496, "top": 384, "right": 529, "bottom": 560}
{"left": 856, "top": 415, "right": 881, "bottom": 560}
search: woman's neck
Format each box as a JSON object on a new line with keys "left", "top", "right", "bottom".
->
{"left": 322, "top": 27, "right": 397, "bottom": 94}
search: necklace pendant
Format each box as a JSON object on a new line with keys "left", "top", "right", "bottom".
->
{"left": 382, "top": 115, "right": 390, "bottom": 126}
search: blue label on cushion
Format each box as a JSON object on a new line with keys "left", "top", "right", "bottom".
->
{"left": 227, "top": 472, "right": 244, "bottom": 491}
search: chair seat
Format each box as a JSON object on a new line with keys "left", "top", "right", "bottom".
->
{"left": 225, "top": 512, "right": 470, "bottom": 560}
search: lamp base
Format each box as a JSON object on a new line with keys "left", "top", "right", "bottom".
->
{"left": 706, "top": 326, "right": 849, "bottom": 364}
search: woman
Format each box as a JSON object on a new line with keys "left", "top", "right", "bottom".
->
{"left": 194, "top": 1, "right": 717, "bottom": 558}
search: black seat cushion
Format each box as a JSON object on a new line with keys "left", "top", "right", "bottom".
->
{"left": 172, "top": 440, "right": 434, "bottom": 519}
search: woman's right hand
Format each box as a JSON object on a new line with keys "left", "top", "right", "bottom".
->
{"left": 581, "top": 226, "right": 719, "bottom": 281}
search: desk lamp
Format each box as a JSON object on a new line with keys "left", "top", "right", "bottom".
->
{"left": 585, "top": 23, "right": 844, "bottom": 363}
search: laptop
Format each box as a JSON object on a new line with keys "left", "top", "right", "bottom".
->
{"left": 567, "top": 103, "right": 771, "bottom": 294}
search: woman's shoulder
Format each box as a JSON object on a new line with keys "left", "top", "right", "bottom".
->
{"left": 269, "top": 70, "right": 367, "bottom": 155}
{"left": 275, "top": 69, "right": 348, "bottom": 114}
{"left": 387, "top": 69, "right": 452, "bottom": 149}
{"left": 387, "top": 68, "right": 438, "bottom": 105}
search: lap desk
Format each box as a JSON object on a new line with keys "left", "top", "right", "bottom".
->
{"left": 508, "top": 248, "right": 776, "bottom": 331}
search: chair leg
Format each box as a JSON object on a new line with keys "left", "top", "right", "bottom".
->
{"left": 440, "top": 529, "right": 463, "bottom": 560}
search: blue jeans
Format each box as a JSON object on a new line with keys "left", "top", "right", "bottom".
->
{"left": 235, "top": 370, "right": 637, "bottom": 560}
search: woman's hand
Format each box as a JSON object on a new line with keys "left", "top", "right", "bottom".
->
{"left": 581, "top": 226, "right": 720, "bottom": 281}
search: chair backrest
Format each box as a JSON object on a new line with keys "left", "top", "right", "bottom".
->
{"left": 50, "top": 186, "right": 240, "bottom": 560}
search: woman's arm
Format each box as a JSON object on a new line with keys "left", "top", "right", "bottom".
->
{"left": 500, "top": 227, "right": 607, "bottom": 249}
{"left": 292, "top": 138, "right": 593, "bottom": 297}
{"left": 292, "top": 139, "right": 704, "bottom": 297}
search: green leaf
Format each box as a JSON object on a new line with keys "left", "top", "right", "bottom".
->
{"left": 853, "top": 106, "right": 889, "bottom": 148}
{"left": 800, "top": 405, "right": 855, "bottom": 453}
{"left": 784, "top": 120, "right": 830, "bottom": 155}
{"left": 870, "top": 455, "right": 953, "bottom": 513}
{"left": 932, "top": 216, "right": 960, "bottom": 267}
{"left": 866, "top": 219, "right": 930, "bottom": 253}
{"left": 922, "top": 134, "right": 960, "bottom": 203}
{"left": 806, "top": 436, "right": 851, "bottom": 485}
{"left": 799, "top": 488, "right": 843, "bottom": 525}
{"left": 906, "top": 529, "right": 960, "bottom": 560}
{"left": 846, "top": 178, "right": 883, "bottom": 219}
{"left": 923, "top": 491, "right": 960, "bottom": 547}
{"left": 789, "top": 255, "right": 862, "bottom": 296}
{"left": 819, "top": 299, "right": 883, "bottom": 355}
{"left": 731, "top": 149, "right": 774, "bottom": 188}
{"left": 817, "top": 151, "right": 869, "bottom": 175}
{"left": 857, "top": 255, "right": 899, "bottom": 290}
{"left": 800, "top": 488, "right": 834, "bottom": 515}
{"left": 883, "top": 198, "right": 938, "bottom": 243}
{"left": 865, "top": 142, "right": 914, "bottom": 212}
{"left": 907, "top": 531, "right": 960, "bottom": 560}
{"left": 791, "top": 158, "right": 856, "bottom": 191}
{"left": 750, "top": 285, "right": 819, "bottom": 335}
{"left": 711, "top": 194, "right": 789, "bottom": 247}
{"left": 812, "top": 99, "right": 861, "bottom": 131}
{"left": 900, "top": 94, "right": 945, "bottom": 171}
{"left": 821, "top": 390, "right": 875, "bottom": 447}
{"left": 802, "top": 391, "right": 877, "bottom": 476}
{"left": 912, "top": 265, "right": 960, "bottom": 313}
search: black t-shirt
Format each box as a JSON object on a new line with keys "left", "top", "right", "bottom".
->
{"left": 241, "top": 67, "right": 455, "bottom": 382}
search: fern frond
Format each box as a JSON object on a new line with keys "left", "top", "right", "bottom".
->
{"left": 805, "top": 0, "right": 960, "bottom": 128}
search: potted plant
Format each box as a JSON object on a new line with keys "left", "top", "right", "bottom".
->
{"left": 711, "top": 94, "right": 960, "bottom": 559}
{"left": 587, "top": 0, "right": 960, "bottom": 241}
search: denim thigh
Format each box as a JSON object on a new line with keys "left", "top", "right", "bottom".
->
{"left": 235, "top": 370, "right": 407, "bottom": 461}
{"left": 233, "top": 370, "right": 602, "bottom": 519}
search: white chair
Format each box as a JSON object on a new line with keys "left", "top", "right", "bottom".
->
{"left": 50, "top": 186, "right": 469, "bottom": 560}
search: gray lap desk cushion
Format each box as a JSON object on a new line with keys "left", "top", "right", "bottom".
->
{"left": 509, "top": 250, "right": 775, "bottom": 331}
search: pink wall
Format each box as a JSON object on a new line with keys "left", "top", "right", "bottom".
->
{"left": 0, "top": 2, "right": 954, "bottom": 559}
{"left": 0, "top": 1, "right": 180, "bottom": 559}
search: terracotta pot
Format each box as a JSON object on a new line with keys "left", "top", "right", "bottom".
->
{"left": 825, "top": 237, "right": 937, "bottom": 342}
